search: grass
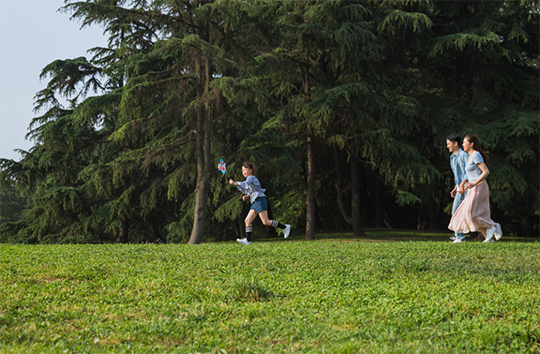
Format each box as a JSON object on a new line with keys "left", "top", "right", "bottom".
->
{"left": 1, "top": 230, "right": 539, "bottom": 353}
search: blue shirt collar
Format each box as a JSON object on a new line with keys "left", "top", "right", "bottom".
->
{"left": 451, "top": 148, "right": 464, "bottom": 158}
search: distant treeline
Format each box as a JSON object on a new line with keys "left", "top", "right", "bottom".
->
{"left": 1, "top": 0, "right": 538, "bottom": 243}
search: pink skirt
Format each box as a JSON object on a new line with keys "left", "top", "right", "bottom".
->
{"left": 448, "top": 180, "right": 496, "bottom": 237}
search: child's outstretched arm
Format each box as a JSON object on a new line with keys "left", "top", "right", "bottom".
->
{"left": 458, "top": 179, "right": 468, "bottom": 194}
{"left": 230, "top": 177, "right": 252, "bottom": 196}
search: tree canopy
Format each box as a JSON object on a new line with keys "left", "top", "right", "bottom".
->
{"left": 1, "top": 0, "right": 538, "bottom": 244}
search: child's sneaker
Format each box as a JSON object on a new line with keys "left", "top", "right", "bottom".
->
{"left": 283, "top": 224, "right": 291, "bottom": 238}
{"left": 236, "top": 238, "right": 251, "bottom": 245}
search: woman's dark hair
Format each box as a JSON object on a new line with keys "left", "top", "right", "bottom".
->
{"left": 464, "top": 134, "right": 489, "bottom": 164}
{"left": 446, "top": 133, "right": 461, "bottom": 144}
{"left": 242, "top": 161, "right": 256, "bottom": 175}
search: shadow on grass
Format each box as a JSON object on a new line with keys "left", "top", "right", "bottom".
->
{"left": 253, "top": 228, "right": 538, "bottom": 243}
{"left": 234, "top": 280, "right": 274, "bottom": 302}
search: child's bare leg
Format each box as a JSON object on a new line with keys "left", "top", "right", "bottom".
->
{"left": 243, "top": 210, "right": 258, "bottom": 242}
{"left": 245, "top": 210, "right": 258, "bottom": 227}
{"left": 259, "top": 210, "right": 290, "bottom": 237}
{"left": 258, "top": 211, "right": 272, "bottom": 226}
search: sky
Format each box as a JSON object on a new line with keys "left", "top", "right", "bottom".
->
{"left": 0, "top": 0, "right": 108, "bottom": 161}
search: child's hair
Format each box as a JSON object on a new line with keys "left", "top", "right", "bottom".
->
{"left": 464, "top": 134, "right": 489, "bottom": 164}
{"left": 446, "top": 133, "right": 461, "bottom": 144}
{"left": 242, "top": 161, "right": 256, "bottom": 175}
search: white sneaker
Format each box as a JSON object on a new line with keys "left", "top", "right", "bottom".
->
{"left": 494, "top": 223, "right": 503, "bottom": 241}
{"left": 283, "top": 224, "right": 291, "bottom": 238}
{"left": 452, "top": 238, "right": 465, "bottom": 243}
{"left": 483, "top": 238, "right": 494, "bottom": 243}
{"left": 236, "top": 238, "right": 251, "bottom": 245}
{"left": 484, "top": 226, "right": 496, "bottom": 242}
{"left": 450, "top": 236, "right": 456, "bottom": 241}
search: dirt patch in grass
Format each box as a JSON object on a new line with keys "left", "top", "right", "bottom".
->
{"left": 42, "top": 277, "right": 68, "bottom": 283}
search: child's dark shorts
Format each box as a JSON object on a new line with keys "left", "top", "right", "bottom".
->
{"left": 250, "top": 197, "right": 268, "bottom": 213}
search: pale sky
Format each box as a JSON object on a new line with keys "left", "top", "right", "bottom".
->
{"left": 0, "top": 0, "right": 107, "bottom": 161}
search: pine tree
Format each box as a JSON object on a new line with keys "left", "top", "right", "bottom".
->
{"left": 2, "top": 0, "right": 537, "bottom": 244}
{"left": 66, "top": 0, "right": 278, "bottom": 243}
{"left": 255, "top": 1, "right": 440, "bottom": 236}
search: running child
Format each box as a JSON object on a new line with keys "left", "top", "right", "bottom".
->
{"left": 229, "top": 161, "right": 291, "bottom": 245}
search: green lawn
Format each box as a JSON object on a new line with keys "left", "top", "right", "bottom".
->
{"left": 1, "top": 231, "right": 539, "bottom": 353}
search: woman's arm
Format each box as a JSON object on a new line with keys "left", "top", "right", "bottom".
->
{"left": 466, "top": 162, "right": 490, "bottom": 189}
{"left": 458, "top": 179, "right": 468, "bottom": 194}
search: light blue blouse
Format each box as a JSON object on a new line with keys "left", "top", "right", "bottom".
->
{"left": 465, "top": 151, "right": 484, "bottom": 181}
{"left": 236, "top": 175, "right": 266, "bottom": 204}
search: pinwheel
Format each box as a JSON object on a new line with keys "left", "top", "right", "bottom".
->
{"left": 218, "top": 159, "right": 227, "bottom": 174}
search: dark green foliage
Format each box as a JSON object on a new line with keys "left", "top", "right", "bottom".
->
{"left": 419, "top": 0, "right": 540, "bottom": 235}
{"left": 1, "top": 0, "right": 538, "bottom": 243}
{"left": 0, "top": 183, "right": 29, "bottom": 243}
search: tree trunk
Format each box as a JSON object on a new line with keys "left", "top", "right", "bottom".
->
{"left": 437, "top": 181, "right": 446, "bottom": 230}
{"left": 116, "top": 219, "right": 129, "bottom": 243}
{"left": 375, "top": 178, "right": 385, "bottom": 228}
{"left": 188, "top": 107, "right": 209, "bottom": 244}
{"left": 417, "top": 204, "right": 427, "bottom": 230}
{"left": 188, "top": 55, "right": 212, "bottom": 245}
{"left": 350, "top": 155, "right": 365, "bottom": 237}
{"left": 305, "top": 126, "right": 316, "bottom": 240}
{"left": 335, "top": 147, "right": 351, "bottom": 225}
{"left": 334, "top": 146, "right": 365, "bottom": 237}
{"left": 365, "top": 174, "right": 388, "bottom": 229}
{"left": 152, "top": 220, "right": 162, "bottom": 243}
{"left": 526, "top": 218, "right": 534, "bottom": 238}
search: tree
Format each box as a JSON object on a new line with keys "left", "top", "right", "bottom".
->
{"left": 247, "top": 0, "right": 448, "bottom": 239}
{"left": 66, "top": 0, "right": 281, "bottom": 243}
{"left": 417, "top": 0, "right": 540, "bottom": 235}
{"left": 1, "top": 0, "right": 537, "bottom": 244}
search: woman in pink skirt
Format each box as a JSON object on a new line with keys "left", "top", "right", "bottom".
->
{"left": 448, "top": 134, "right": 503, "bottom": 243}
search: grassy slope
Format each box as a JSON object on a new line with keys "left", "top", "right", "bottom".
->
{"left": 1, "top": 231, "right": 539, "bottom": 353}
